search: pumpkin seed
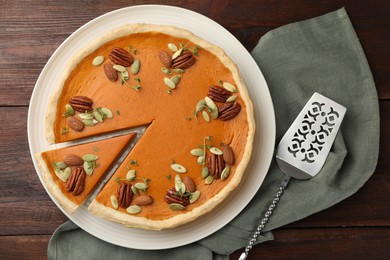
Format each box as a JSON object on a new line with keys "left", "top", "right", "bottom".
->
{"left": 173, "top": 68, "right": 185, "bottom": 74}
{"left": 100, "top": 107, "right": 113, "bottom": 118}
{"left": 174, "top": 174, "right": 182, "bottom": 183}
{"left": 168, "top": 43, "right": 178, "bottom": 52}
{"left": 54, "top": 168, "right": 70, "bottom": 182}
{"left": 172, "top": 48, "right": 183, "bottom": 59}
{"left": 110, "top": 195, "right": 118, "bottom": 209}
{"left": 171, "top": 75, "right": 181, "bottom": 85}
{"left": 65, "top": 104, "right": 75, "bottom": 116}
{"left": 205, "top": 96, "right": 218, "bottom": 111}
{"left": 127, "top": 205, "right": 141, "bottom": 214}
{"left": 209, "top": 147, "right": 223, "bottom": 155}
{"left": 126, "top": 170, "right": 136, "bottom": 181}
{"left": 131, "top": 59, "right": 140, "bottom": 74}
{"left": 92, "top": 56, "right": 104, "bottom": 66}
{"left": 164, "top": 77, "right": 176, "bottom": 89}
{"left": 82, "top": 119, "right": 98, "bottom": 126}
{"left": 83, "top": 161, "right": 94, "bottom": 175}
{"left": 131, "top": 185, "right": 139, "bottom": 195}
{"left": 190, "top": 148, "right": 204, "bottom": 157}
{"left": 226, "top": 95, "right": 237, "bottom": 102}
{"left": 175, "top": 181, "right": 186, "bottom": 194}
{"left": 169, "top": 203, "right": 185, "bottom": 211}
{"left": 113, "top": 64, "right": 127, "bottom": 72}
{"left": 197, "top": 156, "right": 205, "bottom": 165}
{"left": 121, "top": 70, "right": 129, "bottom": 79}
{"left": 202, "top": 110, "right": 210, "bottom": 122}
{"left": 161, "top": 68, "right": 172, "bottom": 75}
{"left": 82, "top": 154, "right": 99, "bottom": 162}
{"left": 93, "top": 110, "right": 104, "bottom": 122}
{"left": 64, "top": 167, "right": 72, "bottom": 177}
{"left": 196, "top": 99, "right": 206, "bottom": 112}
{"left": 54, "top": 161, "right": 67, "bottom": 170}
{"left": 134, "top": 182, "right": 147, "bottom": 190}
{"left": 221, "top": 166, "right": 231, "bottom": 180}
{"left": 78, "top": 112, "right": 93, "bottom": 120}
{"left": 223, "top": 82, "right": 237, "bottom": 92}
{"left": 205, "top": 175, "right": 214, "bottom": 185}
{"left": 171, "top": 163, "right": 187, "bottom": 173}
{"left": 210, "top": 108, "right": 219, "bottom": 119}
{"left": 201, "top": 167, "right": 209, "bottom": 179}
{"left": 190, "top": 190, "right": 201, "bottom": 204}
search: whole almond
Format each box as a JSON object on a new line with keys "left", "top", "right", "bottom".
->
{"left": 104, "top": 64, "right": 118, "bottom": 82}
{"left": 67, "top": 116, "right": 84, "bottom": 132}
{"left": 158, "top": 50, "right": 172, "bottom": 68}
{"left": 182, "top": 175, "right": 196, "bottom": 193}
{"left": 132, "top": 195, "right": 153, "bottom": 206}
{"left": 63, "top": 154, "right": 83, "bottom": 166}
{"left": 221, "top": 144, "right": 235, "bottom": 165}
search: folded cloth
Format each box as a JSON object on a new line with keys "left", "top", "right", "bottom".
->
{"left": 48, "top": 7, "right": 379, "bottom": 259}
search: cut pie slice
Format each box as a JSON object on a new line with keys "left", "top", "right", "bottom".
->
{"left": 35, "top": 133, "right": 135, "bottom": 213}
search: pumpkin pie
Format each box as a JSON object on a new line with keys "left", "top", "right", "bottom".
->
{"left": 44, "top": 24, "right": 255, "bottom": 229}
{"left": 35, "top": 133, "right": 135, "bottom": 213}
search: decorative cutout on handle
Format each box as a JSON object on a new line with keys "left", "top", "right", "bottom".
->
{"left": 287, "top": 102, "right": 341, "bottom": 163}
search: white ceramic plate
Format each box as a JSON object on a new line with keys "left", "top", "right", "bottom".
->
{"left": 28, "top": 5, "right": 275, "bottom": 250}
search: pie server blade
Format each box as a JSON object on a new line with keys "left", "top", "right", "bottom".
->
{"left": 239, "top": 92, "right": 346, "bottom": 259}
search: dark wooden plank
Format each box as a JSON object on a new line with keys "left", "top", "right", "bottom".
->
{"left": 0, "top": 235, "right": 50, "bottom": 260}
{"left": 0, "top": 0, "right": 389, "bottom": 105}
{"left": 1, "top": 228, "right": 389, "bottom": 260}
{"left": 231, "top": 227, "right": 390, "bottom": 259}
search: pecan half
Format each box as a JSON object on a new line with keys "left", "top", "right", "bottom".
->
{"left": 69, "top": 96, "right": 93, "bottom": 112}
{"left": 172, "top": 51, "right": 196, "bottom": 69}
{"left": 66, "top": 167, "right": 86, "bottom": 195}
{"left": 208, "top": 85, "right": 232, "bottom": 102}
{"left": 208, "top": 154, "right": 225, "bottom": 179}
{"left": 164, "top": 188, "right": 190, "bottom": 206}
{"left": 104, "top": 63, "right": 118, "bottom": 82}
{"left": 158, "top": 50, "right": 172, "bottom": 68}
{"left": 109, "top": 47, "right": 134, "bottom": 67}
{"left": 67, "top": 116, "right": 84, "bottom": 132}
{"left": 221, "top": 144, "right": 235, "bottom": 165}
{"left": 117, "top": 182, "right": 133, "bottom": 208}
{"left": 218, "top": 102, "right": 241, "bottom": 121}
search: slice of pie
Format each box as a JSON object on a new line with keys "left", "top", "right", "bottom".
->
{"left": 35, "top": 133, "right": 135, "bottom": 213}
{"left": 43, "top": 24, "right": 255, "bottom": 229}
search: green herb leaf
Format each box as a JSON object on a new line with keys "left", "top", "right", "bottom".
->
{"left": 61, "top": 127, "right": 69, "bottom": 135}
{"left": 130, "top": 160, "right": 138, "bottom": 165}
{"left": 193, "top": 45, "right": 201, "bottom": 56}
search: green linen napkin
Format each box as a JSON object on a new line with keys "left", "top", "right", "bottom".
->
{"left": 48, "top": 7, "right": 379, "bottom": 259}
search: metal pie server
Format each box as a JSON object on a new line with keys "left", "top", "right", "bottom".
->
{"left": 239, "top": 92, "right": 346, "bottom": 259}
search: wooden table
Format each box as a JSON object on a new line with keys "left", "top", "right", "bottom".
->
{"left": 1, "top": 1, "right": 389, "bottom": 259}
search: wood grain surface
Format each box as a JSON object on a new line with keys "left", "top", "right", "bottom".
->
{"left": 0, "top": 1, "right": 389, "bottom": 259}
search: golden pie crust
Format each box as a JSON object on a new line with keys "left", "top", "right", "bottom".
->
{"left": 44, "top": 24, "right": 255, "bottom": 230}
